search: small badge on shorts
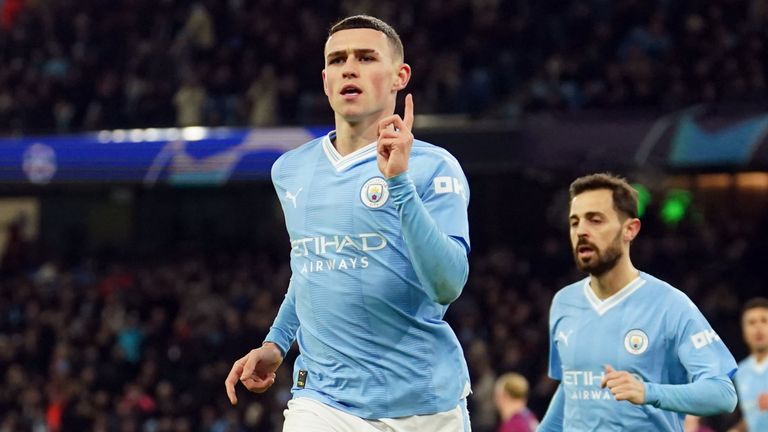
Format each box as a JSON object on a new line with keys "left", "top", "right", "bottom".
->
{"left": 297, "top": 370, "right": 308, "bottom": 388}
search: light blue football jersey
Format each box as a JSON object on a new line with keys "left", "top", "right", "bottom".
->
{"left": 734, "top": 355, "right": 768, "bottom": 431}
{"left": 548, "top": 272, "right": 737, "bottom": 431}
{"left": 265, "top": 131, "right": 471, "bottom": 419}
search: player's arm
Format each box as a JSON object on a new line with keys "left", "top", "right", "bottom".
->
{"left": 643, "top": 374, "right": 737, "bottom": 416}
{"left": 609, "top": 294, "right": 739, "bottom": 415}
{"left": 378, "top": 94, "right": 469, "bottom": 305}
{"left": 224, "top": 277, "right": 297, "bottom": 404}
{"left": 539, "top": 301, "right": 565, "bottom": 431}
{"left": 538, "top": 384, "right": 564, "bottom": 432}
{"left": 386, "top": 171, "right": 469, "bottom": 304}
{"left": 263, "top": 276, "right": 300, "bottom": 356}
{"left": 226, "top": 160, "right": 298, "bottom": 403}
{"left": 262, "top": 157, "right": 301, "bottom": 354}
{"left": 600, "top": 364, "right": 736, "bottom": 415}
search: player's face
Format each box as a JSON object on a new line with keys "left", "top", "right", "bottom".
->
{"left": 569, "top": 189, "right": 627, "bottom": 276}
{"left": 322, "top": 28, "right": 409, "bottom": 122}
{"left": 742, "top": 307, "right": 768, "bottom": 354}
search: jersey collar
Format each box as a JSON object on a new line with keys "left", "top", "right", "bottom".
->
{"left": 583, "top": 275, "right": 646, "bottom": 316}
{"left": 749, "top": 354, "right": 768, "bottom": 374}
{"left": 322, "top": 131, "right": 377, "bottom": 172}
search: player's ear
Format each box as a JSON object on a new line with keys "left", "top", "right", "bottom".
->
{"left": 392, "top": 63, "right": 411, "bottom": 91}
{"left": 624, "top": 218, "right": 641, "bottom": 242}
{"left": 322, "top": 69, "right": 329, "bottom": 96}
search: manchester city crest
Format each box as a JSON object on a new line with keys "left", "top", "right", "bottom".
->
{"left": 360, "top": 177, "right": 389, "bottom": 209}
{"left": 624, "top": 329, "right": 649, "bottom": 355}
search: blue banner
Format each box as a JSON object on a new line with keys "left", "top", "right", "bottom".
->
{"left": 0, "top": 127, "right": 332, "bottom": 185}
{"left": 670, "top": 114, "right": 768, "bottom": 166}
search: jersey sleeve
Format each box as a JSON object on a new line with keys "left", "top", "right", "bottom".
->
{"left": 538, "top": 383, "right": 565, "bottom": 431}
{"left": 270, "top": 153, "right": 287, "bottom": 210}
{"left": 644, "top": 375, "right": 737, "bottom": 416}
{"left": 384, "top": 147, "right": 470, "bottom": 305}
{"left": 387, "top": 170, "right": 469, "bottom": 305}
{"left": 263, "top": 276, "right": 299, "bottom": 355}
{"left": 263, "top": 154, "right": 299, "bottom": 355}
{"left": 417, "top": 150, "right": 470, "bottom": 252}
{"left": 671, "top": 292, "right": 738, "bottom": 381}
{"left": 548, "top": 296, "right": 563, "bottom": 381}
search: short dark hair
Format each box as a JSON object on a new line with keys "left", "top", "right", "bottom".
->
{"left": 743, "top": 297, "right": 768, "bottom": 316}
{"left": 328, "top": 15, "right": 404, "bottom": 61}
{"left": 569, "top": 173, "right": 639, "bottom": 219}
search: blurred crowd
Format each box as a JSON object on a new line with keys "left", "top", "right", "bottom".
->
{"left": 1, "top": 0, "right": 768, "bottom": 135}
{"left": 0, "top": 198, "right": 764, "bottom": 432}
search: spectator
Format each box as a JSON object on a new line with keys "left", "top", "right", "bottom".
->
{"left": 246, "top": 65, "right": 279, "bottom": 127}
{"left": 494, "top": 372, "right": 539, "bottom": 432}
{"left": 1, "top": 0, "right": 767, "bottom": 135}
{"left": 174, "top": 76, "right": 207, "bottom": 127}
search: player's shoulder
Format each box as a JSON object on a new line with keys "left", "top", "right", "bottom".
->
{"left": 411, "top": 139, "right": 454, "bottom": 158}
{"left": 737, "top": 355, "right": 754, "bottom": 371}
{"left": 733, "top": 357, "right": 752, "bottom": 382}
{"left": 275, "top": 136, "right": 323, "bottom": 165}
{"left": 639, "top": 272, "right": 694, "bottom": 307}
{"left": 410, "top": 139, "right": 464, "bottom": 172}
{"left": 638, "top": 273, "right": 707, "bottom": 323}
{"left": 552, "top": 277, "right": 589, "bottom": 307}
{"left": 272, "top": 136, "right": 323, "bottom": 179}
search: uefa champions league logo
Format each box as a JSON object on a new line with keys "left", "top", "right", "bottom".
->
{"left": 23, "top": 143, "right": 57, "bottom": 184}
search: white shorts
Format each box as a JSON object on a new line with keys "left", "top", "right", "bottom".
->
{"left": 283, "top": 397, "right": 472, "bottom": 432}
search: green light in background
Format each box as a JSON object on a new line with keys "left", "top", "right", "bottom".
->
{"left": 631, "top": 183, "right": 651, "bottom": 218}
{"left": 661, "top": 189, "right": 692, "bottom": 225}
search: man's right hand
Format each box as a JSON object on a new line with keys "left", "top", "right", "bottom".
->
{"left": 225, "top": 342, "right": 284, "bottom": 405}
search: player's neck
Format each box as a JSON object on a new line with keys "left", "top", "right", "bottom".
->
{"left": 333, "top": 115, "right": 381, "bottom": 156}
{"left": 589, "top": 259, "right": 639, "bottom": 300}
{"left": 754, "top": 350, "right": 768, "bottom": 364}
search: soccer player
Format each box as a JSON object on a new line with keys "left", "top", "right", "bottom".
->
{"left": 728, "top": 297, "right": 768, "bottom": 432}
{"left": 494, "top": 372, "right": 539, "bottom": 432}
{"left": 224, "top": 15, "right": 472, "bottom": 432}
{"left": 538, "top": 173, "right": 738, "bottom": 431}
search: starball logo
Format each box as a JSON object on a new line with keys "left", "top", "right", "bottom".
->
{"left": 291, "top": 233, "right": 387, "bottom": 274}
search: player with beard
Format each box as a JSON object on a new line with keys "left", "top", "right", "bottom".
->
{"left": 538, "top": 173, "right": 738, "bottom": 432}
{"left": 728, "top": 297, "right": 768, "bottom": 432}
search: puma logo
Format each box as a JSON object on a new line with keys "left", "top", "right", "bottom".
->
{"left": 285, "top": 187, "right": 303, "bottom": 208}
{"left": 556, "top": 330, "right": 574, "bottom": 347}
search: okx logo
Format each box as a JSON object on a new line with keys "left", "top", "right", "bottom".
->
{"left": 690, "top": 329, "right": 720, "bottom": 349}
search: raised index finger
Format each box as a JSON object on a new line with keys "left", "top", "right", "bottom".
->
{"left": 403, "top": 93, "right": 414, "bottom": 131}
